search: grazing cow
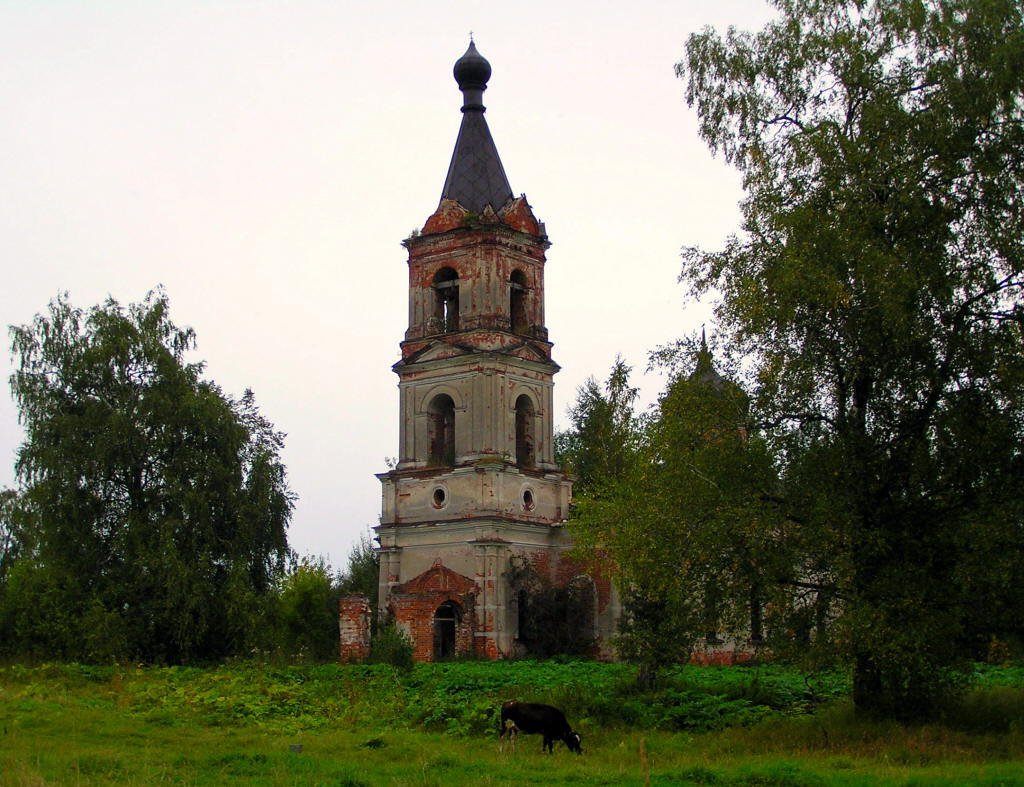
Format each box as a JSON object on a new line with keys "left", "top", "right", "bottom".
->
{"left": 499, "top": 701, "right": 582, "bottom": 754}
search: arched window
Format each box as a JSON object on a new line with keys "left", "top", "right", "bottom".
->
{"left": 433, "top": 267, "right": 459, "bottom": 333}
{"left": 510, "top": 269, "right": 528, "bottom": 334}
{"left": 515, "top": 394, "right": 535, "bottom": 468}
{"left": 433, "top": 601, "right": 461, "bottom": 660}
{"left": 428, "top": 394, "right": 456, "bottom": 465}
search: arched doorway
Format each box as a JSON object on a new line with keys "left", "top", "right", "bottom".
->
{"left": 433, "top": 601, "right": 461, "bottom": 660}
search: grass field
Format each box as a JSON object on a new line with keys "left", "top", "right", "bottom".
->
{"left": 2, "top": 661, "right": 1023, "bottom": 785}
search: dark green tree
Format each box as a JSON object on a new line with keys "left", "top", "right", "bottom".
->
{"left": 679, "top": 0, "right": 1024, "bottom": 717}
{"left": 4, "top": 289, "right": 293, "bottom": 662}
{"left": 555, "top": 356, "right": 642, "bottom": 497}
{"left": 270, "top": 533, "right": 379, "bottom": 663}
{"left": 572, "top": 340, "right": 783, "bottom": 688}
{"left": 275, "top": 555, "right": 340, "bottom": 662}
{"left": 337, "top": 530, "right": 379, "bottom": 603}
{"left": 0, "top": 489, "right": 22, "bottom": 584}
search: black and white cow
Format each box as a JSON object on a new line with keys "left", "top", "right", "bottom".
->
{"left": 499, "top": 701, "right": 582, "bottom": 754}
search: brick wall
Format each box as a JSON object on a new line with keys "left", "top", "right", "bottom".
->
{"left": 390, "top": 590, "right": 477, "bottom": 662}
{"left": 387, "top": 561, "right": 479, "bottom": 662}
{"left": 526, "top": 550, "right": 615, "bottom": 613}
{"left": 338, "top": 595, "right": 371, "bottom": 663}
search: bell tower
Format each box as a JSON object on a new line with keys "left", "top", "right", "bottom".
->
{"left": 375, "top": 41, "right": 576, "bottom": 661}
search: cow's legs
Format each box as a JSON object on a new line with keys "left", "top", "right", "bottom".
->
{"left": 500, "top": 719, "right": 518, "bottom": 753}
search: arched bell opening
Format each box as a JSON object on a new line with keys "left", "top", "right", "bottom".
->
{"left": 433, "top": 267, "right": 460, "bottom": 333}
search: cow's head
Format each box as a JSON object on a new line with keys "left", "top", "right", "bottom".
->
{"left": 567, "top": 731, "right": 582, "bottom": 754}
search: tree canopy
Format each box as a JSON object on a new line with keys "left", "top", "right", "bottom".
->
{"left": 570, "top": 346, "right": 784, "bottom": 687}
{"left": 674, "top": 0, "right": 1024, "bottom": 717}
{"left": 336, "top": 530, "right": 380, "bottom": 602}
{"left": 555, "top": 357, "right": 642, "bottom": 498}
{"left": 2, "top": 289, "right": 293, "bottom": 662}
{"left": 0, "top": 488, "right": 23, "bottom": 586}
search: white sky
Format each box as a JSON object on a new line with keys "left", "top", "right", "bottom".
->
{"left": 0, "top": 0, "right": 773, "bottom": 569}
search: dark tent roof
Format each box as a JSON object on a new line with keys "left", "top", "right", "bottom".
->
{"left": 690, "top": 330, "right": 732, "bottom": 393}
{"left": 439, "top": 41, "right": 513, "bottom": 213}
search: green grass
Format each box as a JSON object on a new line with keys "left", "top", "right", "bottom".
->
{"left": 1, "top": 661, "right": 1023, "bottom": 785}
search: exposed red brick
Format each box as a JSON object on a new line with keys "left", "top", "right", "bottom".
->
{"left": 338, "top": 595, "right": 372, "bottom": 662}
{"left": 394, "top": 562, "right": 477, "bottom": 595}
{"left": 422, "top": 199, "right": 469, "bottom": 234}
{"left": 499, "top": 197, "right": 541, "bottom": 236}
{"left": 388, "top": 562, "right": 478, "bottom": 662}
{"left": 525, "top": 551, "right": 615, "bottom": 614}
{"left": 690, "top": 649, "right": 756, "bottom": 666}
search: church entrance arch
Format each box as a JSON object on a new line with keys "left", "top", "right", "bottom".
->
{"left": 433, "top": 600, "right": 461, "bottom": 660}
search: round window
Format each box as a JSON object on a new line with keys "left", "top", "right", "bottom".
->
{"left": 522, "top": 489, "right": 535, "bottom": 511}
{"left": 432, "top": 487, "right": 448, "bottom": 509}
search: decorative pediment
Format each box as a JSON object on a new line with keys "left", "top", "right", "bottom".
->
{"left": 403, "top": 341, "right": 473, "bottom": 365}
{"left": 422, "top": 198, "right": 469, "bottom": 235}
{"left": 398, "top": 336, "right": 553, "bottom": 368}
{"left": 499, "top": 196, "right": 542, "bottom": 236}
{"left": 395, "top": 561, "right": 477, "bottom": 595}
{"left": 419, "top": 197, "right": 543, "bottom": 238}
{"left": 506, "top": 341, "right": 551, "bottom": 363}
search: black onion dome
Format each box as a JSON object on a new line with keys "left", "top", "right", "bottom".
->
{"left": 453, "top": 41, "right": 491, "bottom": 91}
{"left": 439, "top": 39, "right": 513, "bottom": 213}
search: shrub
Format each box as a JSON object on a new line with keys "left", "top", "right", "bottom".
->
{"left": 273, "top": 556, "right": 339, "bottom": 662}
{"left": 367, "top": 625, "right": 414, "bottom": 670}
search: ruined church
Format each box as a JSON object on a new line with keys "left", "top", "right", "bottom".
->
{"left": 339, "top": 42, "right": 620, "bottom": 662}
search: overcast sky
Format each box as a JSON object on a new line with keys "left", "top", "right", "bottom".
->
{"left": 1, "top": 0, "right": 774, "bottom": 568}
